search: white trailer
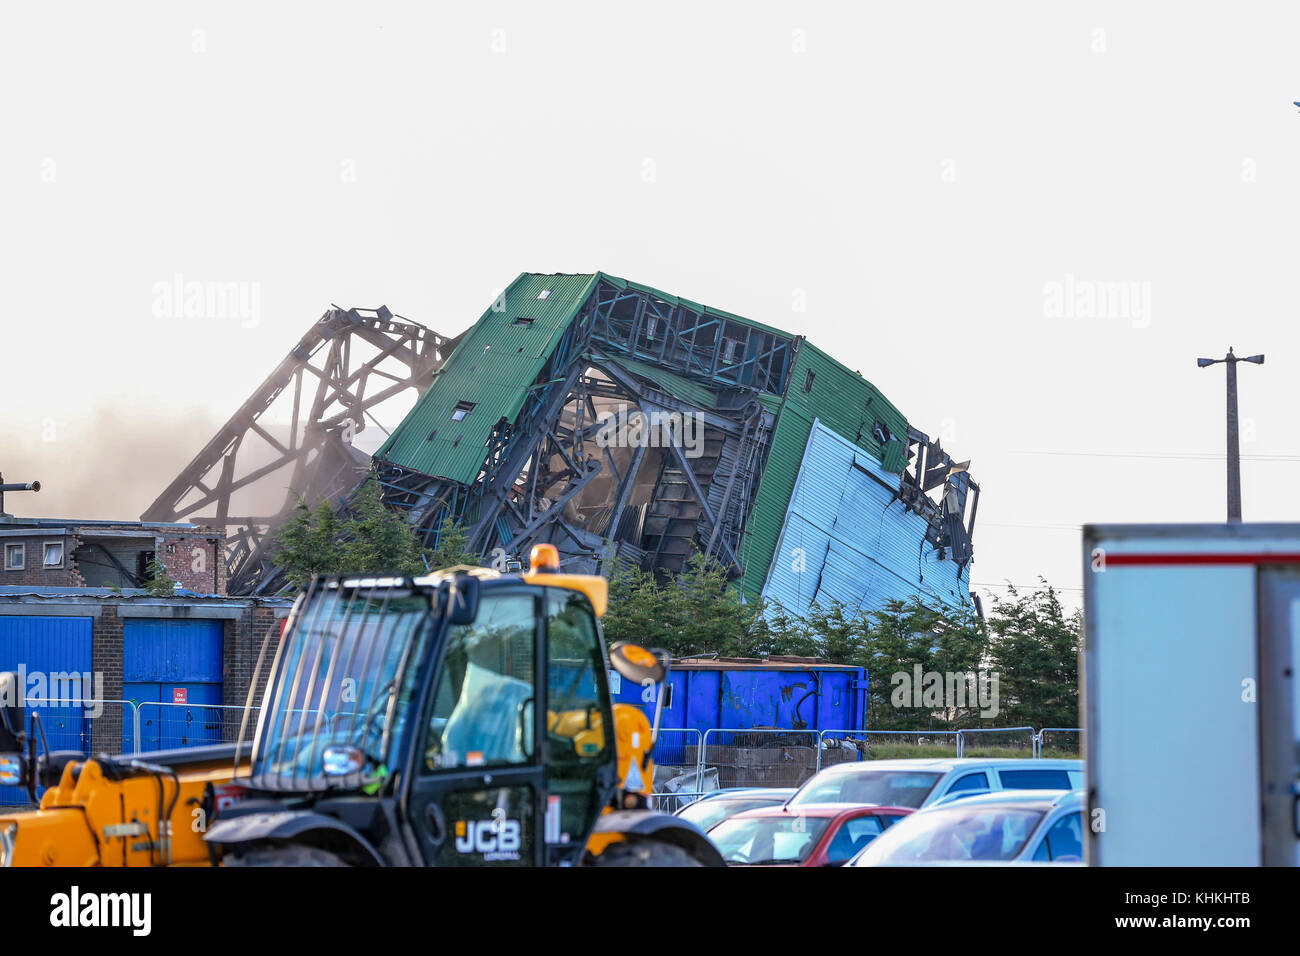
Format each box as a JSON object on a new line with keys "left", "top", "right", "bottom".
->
{"left": 1083, "top": 524, "right": 1299, "bottom": 866}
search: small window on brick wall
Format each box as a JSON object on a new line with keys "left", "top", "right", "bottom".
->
{"left": 5, "top": 543, "right": 24, "bottom": 570}
{"left": 43, "top": 541, "right": 63, "bottom": 568}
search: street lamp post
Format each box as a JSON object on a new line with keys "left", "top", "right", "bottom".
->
{"left": 1196, "top": 348, "right": 1264, "bottom": 522}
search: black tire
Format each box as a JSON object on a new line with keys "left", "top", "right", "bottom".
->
{"left": 223, "top": 844, "right": 348, "bottom": 867}
{"left": 589, "top": 839, "right": 704, "bottom": 867}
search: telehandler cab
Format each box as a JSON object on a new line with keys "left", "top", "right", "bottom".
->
{"left": 0, "top": 544, "right": 723, "bottom": 867}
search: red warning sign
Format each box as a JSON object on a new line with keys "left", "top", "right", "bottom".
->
{"left": 172, "top": 687, "right": 187, "bottom": 704}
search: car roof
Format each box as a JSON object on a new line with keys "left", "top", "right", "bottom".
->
{"left": 696, "top": 788, "right": 796, "bottom": 801}
{"left": 725, "top": 803, "right": 914, "bottom": 821}
{"left": 811, "top": 757, "right": 1081, "bottom": 776}
{"left": 915, "top": 788, "right": 1084, "bottom": 811}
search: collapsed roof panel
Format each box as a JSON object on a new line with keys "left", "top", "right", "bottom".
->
{"left": 738, "top": 340, "right": 911, "bottom": 601}
{"left": 372, "top": 272, "right": 977, "bottom": 615}
{"left": 374, "top": 273, "right": 599, "bottom": 484}
{"left": 760, "top": 420, "right": 973, "bottom": 617}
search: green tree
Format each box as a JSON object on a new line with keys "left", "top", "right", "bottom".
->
{"left": 746, "top": 601, "right": 818, "bottom": 658}
{"left": 985, "top": 581, "right": 1082, "bottom": 730}
{"left": 423, "top": 516, "right": 479, "bottom": 571}
{"left": 852, "top": 599, "right": 990, "bottom": 730}
{"left": 601, "top": 553, "right": 761, "bottom": 658}
{"left": 273, "top": 479, "right": 478, "bottom": 589}
{"left": 601, "top": 556, "right": 1078, "bottom": 732}
{"left": 274, "top": 495, "right": 344, "bottom": 588}
{"left": 141, "top": 557, "right": 180, "bottom": 597}
{"left": 337, "top": 478, "right": 423, "bottom": 575}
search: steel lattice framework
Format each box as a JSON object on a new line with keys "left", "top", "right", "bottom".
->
{"left": 374, "top": 279, "right": 792, "bottom": 577}
{"left": 147, "top": 273, "right": 978, "bottom": 611}
{"left": 142, "top": 306, "right": 456, "bottom": 594}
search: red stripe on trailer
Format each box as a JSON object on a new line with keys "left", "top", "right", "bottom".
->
{"left": 1102, "top": 552, "right": 1300, "bottom": 566}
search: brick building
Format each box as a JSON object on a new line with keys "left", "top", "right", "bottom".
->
{"left": 0, "top": 511, "right": 292, "bottom": 785}
{"left": 0, "top": 518, "right": 225, "bottom": 594}
{"left": 0, "top": 590, "right": 292, "bottom": 767}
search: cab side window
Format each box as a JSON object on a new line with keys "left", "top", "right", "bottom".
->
{"left": 545, "top": 589, "right": 613, "bottom": 850}
{"left": 424, "top": 592, "right": 536, "bottom": 771}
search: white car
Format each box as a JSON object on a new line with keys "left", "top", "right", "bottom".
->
{"left": 848, "top": 790, "right": 1086, "bottom": 865}
{"left": 786, "top": 758, "right": 1083, "bottom": 810}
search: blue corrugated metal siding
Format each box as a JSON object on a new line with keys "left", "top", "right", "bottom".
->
{"left": 0, "top": 616, "right": 93, "bottom": 804}
{"left": 761, "top": 419, "right": 971, "bottom": 618}
{"left": 124, "top": 619, "right": 224, "bottom": 752}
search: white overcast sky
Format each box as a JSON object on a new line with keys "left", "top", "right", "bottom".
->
{"left": 4, "top": 1, "right": 1300, "bottom": 608}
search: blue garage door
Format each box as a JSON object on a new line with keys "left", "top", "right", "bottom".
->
{"left": 123, "top": 619, "right": 224, "bottom": 753}
{"left": 0, "top": 616, "right": 93, "bottom": 805}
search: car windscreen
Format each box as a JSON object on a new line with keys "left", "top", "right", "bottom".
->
{"left": 852, "top": 807, "right": 1046, "bottom": 864}
{"left": 678, "top": 796, "right": 787, "bottom": 832}
{"left": 790, "top": 770, "right": 942, "bottom": 808}
{"left": 251, "top": 585, "right": 430, "bottom": 791}
{"left": 709, "top": 815, "right": 833, "bottom": 865}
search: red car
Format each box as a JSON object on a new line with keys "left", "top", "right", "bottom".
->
{"left": 708, "top": 803, "right": 914, "bottom": 867}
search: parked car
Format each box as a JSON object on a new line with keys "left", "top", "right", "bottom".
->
{"left": 709, "top": 804, "right": 913, "bottom": 867}
{"left": 786, "top": 758, "right": 1083, "bottom": 810}
{"left": 674, "top": 788, "right": 797, "bottom": 832}
{"left": 848, "top": 790, "right": 1086, "bottom": 865}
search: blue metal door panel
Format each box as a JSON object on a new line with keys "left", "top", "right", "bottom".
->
{"left": 122, "top": 620, "right": 224, "bottom": 753}
{"left": 156, "top": 683, "right": 224, "bottom": 749}
{"left": 0, "top": 616, "right": 93, "bottom": 805}
{"left": 122, "top": 682, "right": 161, "bottom": 752}
{"left": 123, "top": 619, "right": 224, "bottom": 683}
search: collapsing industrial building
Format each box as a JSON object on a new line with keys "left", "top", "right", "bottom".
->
{"left": 146, "top": 273, "right": 979, "bottom": 617}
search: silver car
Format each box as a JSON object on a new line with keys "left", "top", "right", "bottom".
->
{"left": 848, "top": 789, "right": 1086, "bottom": 865}
{"left": 673, "top": 788, "right": 798, "bottom": 833}
{"left": 787, "top": 757, "right": 1083, "bottom": 810}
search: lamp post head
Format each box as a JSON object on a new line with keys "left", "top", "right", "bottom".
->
{"left": 1197, "top": 350, "right": 1264, "bottom": 367}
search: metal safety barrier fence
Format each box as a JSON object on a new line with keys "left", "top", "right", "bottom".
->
{"left": 954, "top": 726, "right": 1036, "bottom": 758}
{"left": 1034, "top": 727, "right": 1083, "bottom": 758}
{"left": 650, "top": 725, "right": 1084, "bottom": 805}
{"left": 649, "top": 728, "right": 707, "bottom": 812}
{"left": 700, "top": 727, "right": 823, "bottom": 791}
{"left": 20, "top": 697, "right": 140, "bottom": 758}
{"left": 815, "top": 729, "right": 961, "bottom": 770}
{"left": 135, "top": 702, "right": 260, "bottom": 752}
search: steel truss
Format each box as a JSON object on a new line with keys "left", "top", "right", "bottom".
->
{"left": 376, "top": 281, "right": 779, "bottom": 578}
{"left": 143, "top": 306, "right": 455, "bottom": 594}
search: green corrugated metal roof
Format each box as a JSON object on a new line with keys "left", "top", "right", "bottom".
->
{"left": 375, "top": 273, "right": 598, "bottom": 482}
{"left": 739, "top": 342, "right": 908, "bottom": 600}
{"left": 881, "top": 439, "right": 908, "bottom": 473}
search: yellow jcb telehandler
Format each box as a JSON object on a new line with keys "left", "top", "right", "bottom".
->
{"left": 0, "top": 544, "right": 722, "bottom": 867}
